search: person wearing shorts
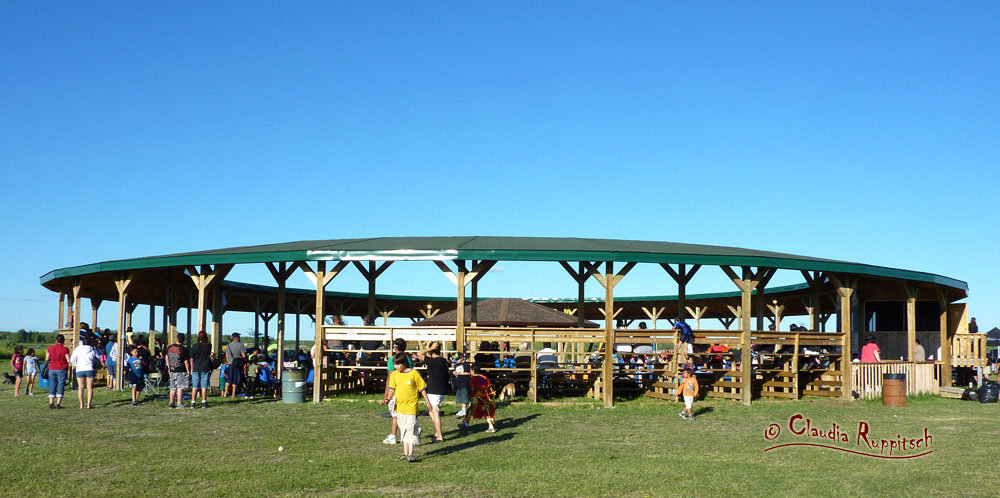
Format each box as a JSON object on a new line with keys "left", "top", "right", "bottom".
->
{"left": 190, "top": 331, "right": 214, "bottom": 408}
{"left": 165, "top": 334, "right": 192, "bottom": 409}
{"left": 677, "top": 368, "right": 699, "bottom": 420}
{"left": 417, "top": 341, "right": 448, "bottom": 443}
{"left": 127, "top": 347, "right": 145, "bottom": 405}
{"left": 382, "top": 339, "right": 412, "bottom": 445}
{"left": 22, "top": 349, "right": 38, "bottom": 395}
{"left": 382, "top": 352, "right": 431, "bottom": 462}
{"left": 70, "top": 338, "right": 101, "bottom": 409}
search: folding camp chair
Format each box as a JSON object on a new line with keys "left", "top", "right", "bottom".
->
{"left": 143, "top": 371, "right": 165, "bottom": 398}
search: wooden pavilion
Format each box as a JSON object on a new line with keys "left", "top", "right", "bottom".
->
{"left": 39, "top": 236, "right": 984, "bottom": 406}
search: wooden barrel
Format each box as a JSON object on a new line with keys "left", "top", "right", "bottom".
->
{"left": 882, "top": 373, "right": 906, "bottom": 406}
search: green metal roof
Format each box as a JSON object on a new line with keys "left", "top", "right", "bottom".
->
{"left": 39, "top": 236, "right": 968, "bottom": 291}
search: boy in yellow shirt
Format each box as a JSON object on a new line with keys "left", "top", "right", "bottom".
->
{"left": 382, "top": 352, "right": 432, "bottom": 462}
{"left": 677, "top": 368, "right": 699, "bottom": 420}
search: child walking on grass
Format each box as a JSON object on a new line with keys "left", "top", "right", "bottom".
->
{"left": 23, "top": 349, "right": 38, "bottom": 395}
{"left": 381, "top": 352, "right": 431, "bottom": 462}
{"left": 677, "top": 368, "right": 699, "bottom": 420}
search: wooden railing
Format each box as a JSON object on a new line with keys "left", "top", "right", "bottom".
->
{"left": 851, "top": 361, "right": 938, "bottom": 399}
{"left": 952, "top": 334, "right": 986, "bottom": 368}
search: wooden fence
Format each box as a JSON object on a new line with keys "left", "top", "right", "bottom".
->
{"left": 850, "top": 361, "right": 938, "bottom": 399}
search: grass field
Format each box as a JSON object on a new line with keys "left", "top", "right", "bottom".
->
{"left": 2, "top": 383, "right": 997, "bottom": 498}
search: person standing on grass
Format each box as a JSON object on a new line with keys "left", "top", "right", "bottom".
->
{"left": 677, "top": 367, "right": 699, "bottom": 420}
{"left": 22, "top": 349, "right": 38, "bottom": 395}
{"left": 416, "top": 341, "right": 447, "bottom": 443}
{"left": 11, "top": 346, "right": 24, "bottom": 397}
{"left": 452, "top": 353, "right": 471, "bottom": 418}
{"left": 224, "top": 333, "right": 246, "bottom": 398}
{"left": 383, "top": 338, "right": 413, "bottom": 445}
{"left": 70, "top": 337, "right": 102, "bottom": 409}
{"left": 46, "top": 334, "right": 71, "bottom": 409}
{"left": 190, "top": 331, "right": 214, "bottom": 408}
{"left": 165, "top": 333, "right": 192, "bottom": 409}
{"left": 127, "top": 346, "right": 145, "bottom": 405}
{"left": 381, "top": 352, "right": 431, "bottom": 462}
{"left": 105, "top": 334, "right": 117, "bottom": 390}
{"left": 459, "top": 363, "right": 496, "bottom": 433}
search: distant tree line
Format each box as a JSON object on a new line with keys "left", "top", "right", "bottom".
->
{"left": 0, "top": 329, "right": 60, "bottom": 344}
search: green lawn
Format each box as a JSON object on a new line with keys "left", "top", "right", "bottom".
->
{"left": 1, "top": 386, "right": 997, "bottom": 497}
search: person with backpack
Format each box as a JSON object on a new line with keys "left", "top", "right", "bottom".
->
{"left": 165, "top": 333, "right": 192, "bottom": 409}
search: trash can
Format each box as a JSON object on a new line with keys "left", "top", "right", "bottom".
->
{"left": 882, "top": 373, "right": 906, "bottom": 406}
{"left": 282, "top": 367, "right": 305, "bottom": 404}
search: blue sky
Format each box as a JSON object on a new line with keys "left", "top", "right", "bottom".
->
{"left": 1, "top": 2, "right": 997, "bottom": 337}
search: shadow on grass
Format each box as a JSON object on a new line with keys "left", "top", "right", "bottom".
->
{"left": 422, "top": 433, "right": 515, "bottom": 457}
{"left": 441, "top": 413, "right": 540, "bottom": 441}
{"left": 693, "top": 406, "right": 714, "bottom": 417}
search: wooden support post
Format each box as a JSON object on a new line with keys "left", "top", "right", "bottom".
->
{"left": 905, "top": 283, "right": 918, "bottom": 361}
{"left": 294, "top": 300, "right": 303, "bottom": 352}
{"left": 560, "top": 261, "right": 597, "bottom": 328}
{"left": 641, "top": 306, "right": 665, "bottom": 330}
{"left": 830, "top": 274, "right": 856, "bottom": 400}
{"left": 91, "top": 298, "right": 102, "bottom": 333}
{"left": 114, "top": 274, "right": 133, "bottom": 390}
{"left": 938, "top": 290, "right": 951, "bottom": 387}
{"left": 72, "top": 283, "right": 82, "bottom": 349}
{"left": 721, "top": 266, "right": 764, "bottom": 406}
{"left": 378, "top": 308, "right": 396, "bottom": 326}
{"left": 662, "top": 264, "right": 701, "bottom": 320}
{"left": 267, "top": 262, "right": 296, "bottom": 378}
{"left": 187, "top": 264, "right": 233, "bottom": 349}
{"left": 168, "top": 291, "right": 178, "bottom": 346}
{"left": 352, "top": 261, "right": 393, "bottom": 323}
{"left": 58, "top": 292, "right": 65, "bottom": 330}
{"left": 148, "top": 304, "right": 155, "bottom": 340}
{"left": 590, "top": 261, "right": 635, "bottom": 408}
{"left": 435, "top": 260, "right": 496, "bottom": 353}
{"left": 470, "top": 260, "right": 479, "bottom": 325}
{"left": 125, "top": 301, "right": 136, "bottom": 332}
{"left": 766, "top": 302, "right": 785, "bottom": 331}
{"left": 457, "top": 264, "right": 466, "bottom": 350}
{"left": 685, "top": 306, "right": 708, "bottom": 330}
{"left": 211, "top": 288, "right": 223, "bottom": 355}
{"left": 792, "top": 333, "right": 800, "bottom": 397}
{"left": 297, "top": 260, "right": 348, "bottom": 403}
{"left": 530, "top": 328, "right": 538, "bottom": 403}
{"left": 254, "top": 300, "right": 261, "bottom": 347}
{"left": 603, "top": 262, "right": 614, "bottom": 408}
